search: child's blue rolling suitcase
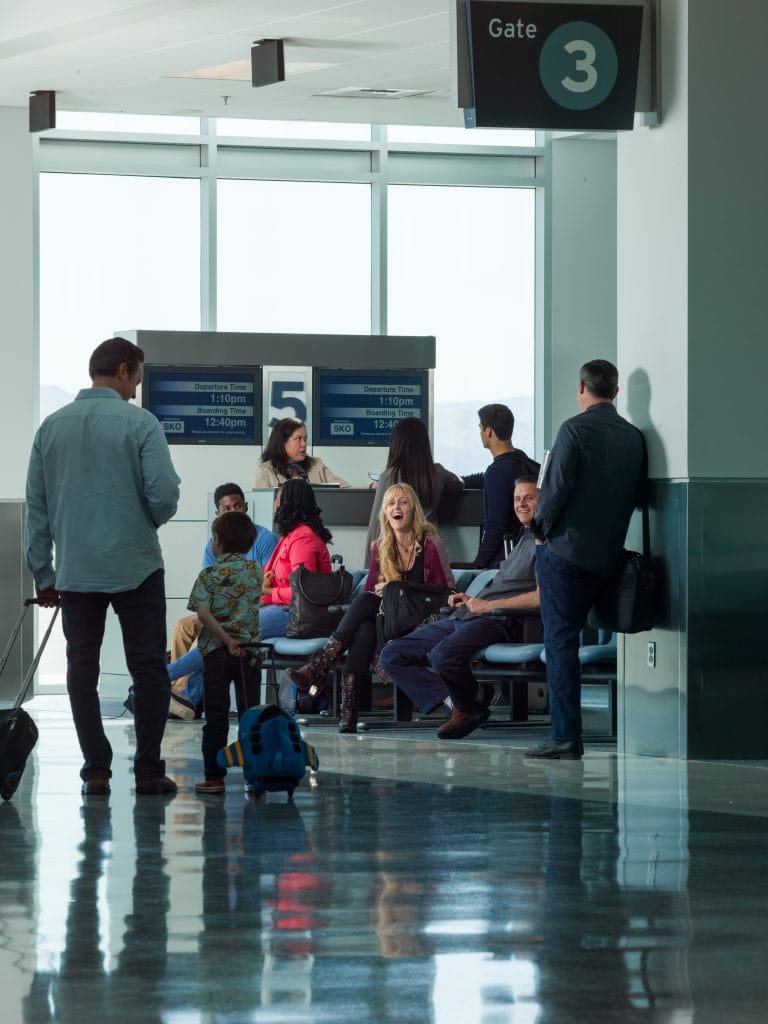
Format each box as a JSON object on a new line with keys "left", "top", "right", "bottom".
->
{"left": 217, "top": 704, "right": 318, "bottom": 797}
{"left": 0, "top": 599, "right": 60, "bottom": 801}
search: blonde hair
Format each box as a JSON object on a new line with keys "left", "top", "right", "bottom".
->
{"left": 376, "top": 483, "right": 435, "bottom": 583}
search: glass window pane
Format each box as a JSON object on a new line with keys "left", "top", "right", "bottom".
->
{"left": 217, "top": 180, "right": 371, "bottom": 334}
{"left": 388, "top": 185, "right": 535, "bottom": 474}
{"left": 37, "top": 173, "right": 201, "bottom": 690}
{"left": 39, "top": 174, "right": 201, "bottom": 405}
{"left": 388, "top": 124, "right": 536, "bottom": 147}
{"left": 216, "top": 118, "right": 370, "bottom": 141}
{"left": 55, "top": 111, "right": 200, "bottom": 134}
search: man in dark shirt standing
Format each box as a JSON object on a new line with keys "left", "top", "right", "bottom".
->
{"left": 463, "top": 403, "right": 539, "bottom": 568}
{"left": 527, "top": 359, "right": 644, "bottom": 760}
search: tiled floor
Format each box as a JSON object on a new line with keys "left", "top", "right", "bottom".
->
{"left": 2, "top": 697, "right": 768, "bottom": 1023}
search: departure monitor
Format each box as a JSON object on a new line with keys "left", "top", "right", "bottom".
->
{"left": 142, "top": 365, "right": 262, "bottom": 445}
{"left": 313, "top": 369, "right": 429, "bottom": 446}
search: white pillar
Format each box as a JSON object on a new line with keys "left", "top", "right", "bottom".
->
{"left": 0, "top": 107, "right": 37, "bottom": 498}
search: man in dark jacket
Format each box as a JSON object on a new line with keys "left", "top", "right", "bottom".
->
{"left": 463, "top": 403, "right": 539, "bottom": 568}
{"left": 527, "top": 359, "right": 644, "bottom": 760}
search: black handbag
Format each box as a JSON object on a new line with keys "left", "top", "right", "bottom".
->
{"left": 590, "top": 436, "right": 656, "bottom": 633}
{"left": 285, "top": 562, "right": 354, "bottom": 639}
{"left": 376, "top": 579, "right": 452, "bottom": 648}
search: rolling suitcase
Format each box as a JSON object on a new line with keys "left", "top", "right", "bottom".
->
{"left": 0, "top": 598, "right": 60, "bottom": 801}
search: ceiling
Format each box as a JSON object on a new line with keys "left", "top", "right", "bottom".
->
{"left": 0, "top": 0, "right": 465, "bottom": 126}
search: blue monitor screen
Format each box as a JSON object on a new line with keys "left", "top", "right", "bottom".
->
{"left": 312, "top": 369, "right": 429, "bottom": 446}
{"left": 142, "top": 366, "right": 262, "bottom": 445}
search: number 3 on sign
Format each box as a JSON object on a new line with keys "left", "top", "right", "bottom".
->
{"left": 539, "top": 21, "right": 618, "bottom": 111}
{"left": 562, "top": 39, "right": 597, "bottom": 93}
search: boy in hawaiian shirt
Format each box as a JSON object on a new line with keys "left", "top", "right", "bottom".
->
{"left": 187, "top": 511, "right": 263, "bottom": 793}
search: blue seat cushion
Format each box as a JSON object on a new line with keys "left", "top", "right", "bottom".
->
{"left": 272, "top": 637, "right": 330, "bottom": 658}
{"left": 479, "top": 642, "right": 545, "bottom": 664}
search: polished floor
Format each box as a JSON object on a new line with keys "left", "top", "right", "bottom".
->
{"left": 2, "top": 698, "right": 768, "bottom": 1024}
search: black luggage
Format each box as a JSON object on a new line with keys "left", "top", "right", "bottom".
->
{"left": 0, "top": 599, "right": 60, "bottom": 801}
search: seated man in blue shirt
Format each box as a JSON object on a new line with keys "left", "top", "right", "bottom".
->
{"left": 127, "top": 482, "right": 277, "bottom": 720}
{"left": 379, "top": 477, "right": 540, "bottom": 740}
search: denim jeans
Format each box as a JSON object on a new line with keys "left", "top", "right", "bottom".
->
{"left": 535, "top": 545, "right": 605, "bottom": 742}
{"left": 201, "top": 646, "right": 261, "bottom": 780}
{"left": 59, "top": 569, "right": 170, "bottom": 780}
{"left": 379, "top": 615, "right": 515, "bottom": 713}
{"left": 258, "top": 603, "right": 290, "bottom": 639}
{"left": 167, "top": 646, "right": 204, "bottom": 708}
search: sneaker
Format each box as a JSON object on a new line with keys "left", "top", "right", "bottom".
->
{"left": 195, "top": 779, "right": 225, "bottom": 794}
{"left": 135, "top": 775, "right": 178, "bottom": 795}
{"left": 168, "top": 695, "right": 196, "bottom": 721}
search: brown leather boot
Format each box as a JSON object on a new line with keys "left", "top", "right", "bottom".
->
{"left": 338, "top": 671, "right": 359, "bottom": 734}
{"left": 286, "top": 636, "right": 345, "bottom": 695}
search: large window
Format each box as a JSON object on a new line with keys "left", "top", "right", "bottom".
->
{"left": 388, "top": 185, "right": 535, "bottom": 473}
{"left": 217, "top": 180, "right": 371, "bottom": 334}
{"left": 36, "top": 118, "right": 539, "bottom": 690}
{"left": 39, "top": 173, "right": 201, "bottom": 415}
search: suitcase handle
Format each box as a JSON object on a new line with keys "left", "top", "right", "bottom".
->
{"left": 0, "top": 601, "right": 61, "bottom": 708}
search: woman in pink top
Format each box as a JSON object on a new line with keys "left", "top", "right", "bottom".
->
{"left": 259, "top": 479, "right": 332, "bottom": 639}
{"left": 287, "top": 483, "right": 455, "bottom": 732}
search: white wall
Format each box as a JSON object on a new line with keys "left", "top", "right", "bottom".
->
{"left": 687, "top": 0, "right": 768, "bottom": 478}
{"left": 0, "top": 108, "right": 36, "bottom": 499}
{"left": 616, "top": 2, "right": 689, "bottom": 480}
{"left": 548, "top": 137, "right": 618, "bottom": 438}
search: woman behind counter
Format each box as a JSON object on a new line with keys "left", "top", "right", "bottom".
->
{"left": 255, "top": 418, "right": 349, "bottom": 488}
{"left": 259, "top": 478, "right": 333, "bottom": 639}
{"left": 364, "top": 417, "right": 462, "bottom": 566}
{"left": 287, "top": 483, "right": 455, "bottom": 734}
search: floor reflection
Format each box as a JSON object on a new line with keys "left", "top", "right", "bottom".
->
{"left": 2, "top": 708, "right": 768, "bottom": 1022}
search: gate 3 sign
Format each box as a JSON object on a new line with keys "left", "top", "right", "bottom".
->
{"left": 465, "top": 2, "right": 643, "bottom": 130}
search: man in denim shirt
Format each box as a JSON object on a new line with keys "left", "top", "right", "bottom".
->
{"left": 25, "top": 337, "right": 180, "bottom": 795}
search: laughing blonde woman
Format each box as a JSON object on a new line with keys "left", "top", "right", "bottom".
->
{"left": 286, "top": 483, "right": 454, "bottom": 733}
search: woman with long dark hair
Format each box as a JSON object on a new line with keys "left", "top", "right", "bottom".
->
{"left": 364, "top": 417, "right": 461, "bottom": 564}
{"left": 287, "top": 483, "right": 455, "bottom": 733}
{"left": 255, "top": 418, "right": 348, "bottom": 487}
{"left": 259, "top": 478, "right": 333, "bottom": 639}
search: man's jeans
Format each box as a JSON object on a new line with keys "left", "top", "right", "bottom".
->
{"left": 535, "top": 545, "right": 605, "bottom": 742}
{"left": 60, "top": 569, "right": 170, "bottom": 780}
{"left": 379, "top": 615, "right": 515, "bottom": 713}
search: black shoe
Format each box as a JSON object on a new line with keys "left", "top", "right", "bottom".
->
{"left": 525, "top": 738, "right": 584, "bottom": 760}
{"left": 82, "top": 776, "right": 111, "bottom": 796}
{"left": 479, "top": 684, "right": 495, "bottom": 710}
{"left": 123, "top": 693, "right": 134, "bottom": 715}
{"left": 135, "top": 775, "right": 178, "bottom": 795}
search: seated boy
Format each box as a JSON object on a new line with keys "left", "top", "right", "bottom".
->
{"left": 187, "top": 511, "right": 263, "bottom": 794}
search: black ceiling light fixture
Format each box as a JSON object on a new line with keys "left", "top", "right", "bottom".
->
{"left": 251, "top": 39, "right": 285, "bottom": 88}
{"left": 29, "top": 90, "right": 56, "bottom": 132}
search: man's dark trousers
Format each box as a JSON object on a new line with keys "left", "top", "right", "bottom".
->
{"left": 535, "top": 545, "right": 606, "bottom": 742}
{"left": 380, "top": 615, "right": 514, "bottom": 713}
{"left": 60, "top": 569, "right": 170, "bottom": 781}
